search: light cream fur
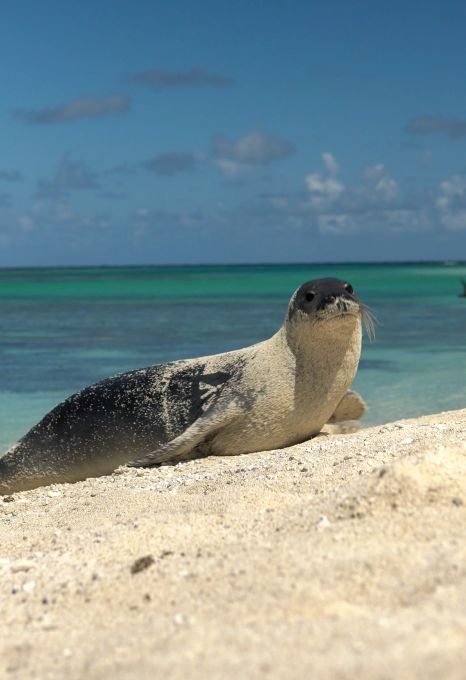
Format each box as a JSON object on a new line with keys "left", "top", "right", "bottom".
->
{"left": 329, "top": 390, "right": 366, "bottom": 423}
{"left": 133, "top": 303, "right": 362, "bottom": 465}
{"left": 206, "top": 313, "right": 362, "bottom": 455}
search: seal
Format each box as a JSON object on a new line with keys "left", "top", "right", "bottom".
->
{"left": 0, "top": 278, "right": 369, "bottom": 494}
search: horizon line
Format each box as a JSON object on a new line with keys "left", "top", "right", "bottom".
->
{"left": 0, "top": 258, "right": 465, "bottom": 272}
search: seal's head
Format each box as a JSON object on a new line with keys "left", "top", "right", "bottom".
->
{"left": 288, "top": 278, "right": 360, "bottom": 322}
{"left": 286, "top": 277, "right": 375, "bottom": 344}
{"left": 284, "top": 277, "right": 371, "bottom": 357}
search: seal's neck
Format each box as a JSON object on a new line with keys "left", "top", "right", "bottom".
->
{"left": 282, "top": 314, "right": 361, "bottom": 358}
{"left": 278, "top": 314, "right": 362, "bottom": 417}
{"left": 273, "top": 314, "right": 362, "bottom": 393}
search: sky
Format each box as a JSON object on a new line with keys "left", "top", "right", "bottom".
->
{"left": 1, "top": 0, "right": 466, "bottom": 266}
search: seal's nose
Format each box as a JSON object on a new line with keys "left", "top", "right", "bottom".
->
{"left": 324, "top": 294, "right": 336, "bottom": 305}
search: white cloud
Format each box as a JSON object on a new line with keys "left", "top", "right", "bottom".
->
{"left": 322, "top": 152, "right": 339, "bottom": 175}
{"left": 213, "top": 158, "right": 253, "bottom": 179}
{"left": 306, "top": 159, "right": 398, "bottom": 215}
{"left": 300, "top": 154, "right": 431, "bottom": 235}
{"left": 439, "top": 210, "right": 466, "bottom": 231}
{"left": 213, "top": 130, "right": 294, "bottom": 167}
{"left": 436, "top": 175, "right": 466, "bottom": 209}
{"left": 305, "top": 173, "right": 344, "bottom": 209}
{"left": 436, "top": 174, "right": 466, "bottom": 230}
{"left": 81, "top": 214, "right": 110, "bottom": 229}
{"left": 318, "top": 208, "right": 431, "bottom": 235}
{"left": 305, "top": 153, "right": 344, "bottom": 210}
{"left": 318, "top": 213, "right": 355, "bottom": 234}
{"left": 363, "top": 164, "right": 397, "bottom": 202}
{"left": 377, "top": 208, "right": 430, "bottom": 232}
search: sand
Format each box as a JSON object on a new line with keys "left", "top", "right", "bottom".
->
{"left": 1, "top": 408, "right": 466, "bottom": 679}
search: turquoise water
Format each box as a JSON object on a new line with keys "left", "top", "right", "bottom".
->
{"left": 1, "top": 263, "right": 465, "bottom": 452}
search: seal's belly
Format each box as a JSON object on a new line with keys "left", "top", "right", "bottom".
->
{"left": 207, "top": 354, "right": 358, "bottom": 456}
{"left": 208, "top": 390, "right": 338, "bottom": 455}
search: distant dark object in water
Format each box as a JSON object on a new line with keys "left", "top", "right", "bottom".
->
{"left": 459, "top": 279, "right": 466, "bottom": 298}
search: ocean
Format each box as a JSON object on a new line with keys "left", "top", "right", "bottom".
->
{"left": 0, "top": 262, "right": 465, "bottom": 453}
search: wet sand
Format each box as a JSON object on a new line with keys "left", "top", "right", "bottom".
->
{"left": 1, "top": 408, "right": 466, "bottom": 679}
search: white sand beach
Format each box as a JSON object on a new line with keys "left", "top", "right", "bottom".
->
{"left": 1, "top": 408, "right": 466, "bottom": 679}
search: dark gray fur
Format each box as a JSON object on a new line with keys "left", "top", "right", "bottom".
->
{"left": 0, "top": 360, "right": 239, "bottom": 493}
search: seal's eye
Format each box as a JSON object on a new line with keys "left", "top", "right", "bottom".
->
{"left": 344, "top": 283, "right": 354, "bottom": 295}
{"left": 305, "top": 292, "right": 315, "bottom": 302}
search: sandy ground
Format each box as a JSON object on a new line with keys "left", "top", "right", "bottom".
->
{"left": 1, "top": 408, "right": 466, "bottom": 680}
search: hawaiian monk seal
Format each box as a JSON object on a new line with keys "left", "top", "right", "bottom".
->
{"left": 0, "top": 278, "right": 371, "bottom": 494}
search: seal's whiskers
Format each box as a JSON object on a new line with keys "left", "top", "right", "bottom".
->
{"left": 360, "top": 304, "right": 377, "bottom": 341}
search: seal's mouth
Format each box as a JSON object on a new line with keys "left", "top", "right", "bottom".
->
{"left": 316, "top": 297, "right": 376, "bottom": 340}
{"left": 326, "top": 310, "right": 359, "bottom": 319}
{"left": 316, "top": 310, "right": 360, "bottom": 325}
{"left": 315, "top": 298, "right": 376, "bottom": 340}
{"left": 317, "top": 296, "right": 360, "bottom": 317}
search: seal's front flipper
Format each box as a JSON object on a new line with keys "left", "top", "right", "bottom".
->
{"left": 129, "top": 402, "right": 239, "bottom": 467}
{"left": 328, "top": 390, "right": 366, "bottom": 423}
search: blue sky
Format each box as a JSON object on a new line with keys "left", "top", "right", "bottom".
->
{"left": 1, "top": 0, "right": 466, "bottom": 266}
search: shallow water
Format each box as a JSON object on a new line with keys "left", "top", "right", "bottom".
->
{"left": 1, "top": 262, "right": 465, "bottom": 452}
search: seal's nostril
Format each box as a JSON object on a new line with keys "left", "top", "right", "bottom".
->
{"left": 324, "top": 294, "right": 336, "bottom": 304}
